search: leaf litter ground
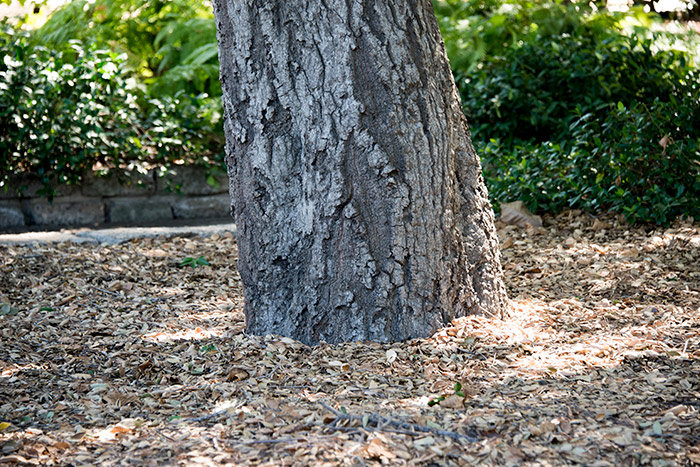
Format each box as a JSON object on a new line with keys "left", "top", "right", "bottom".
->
{"left": 1, "top": 212, "right": 699, "bottom": 466}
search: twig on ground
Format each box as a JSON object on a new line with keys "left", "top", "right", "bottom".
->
{"left": 261, "top": 362, "right": 281, "bottom": 380}
{"left": 91, "top": 285, "right": 121, "bottom": 297}
{"left": 319, "top": 401, "right": 479, "bottom": 443}
{"left": 189, "top": 409, "right": 228, "bottom": 422}
{"left": 232, "top": 431, "right": 353, "bottom": 446}
{"left": 234, "top": 437, "right": 307, "bottom": 445}
{"left": 241, "top": 388, "right": 253, "bottom": 404}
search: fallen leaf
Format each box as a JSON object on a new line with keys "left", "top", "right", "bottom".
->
{"left": 440, "top": 394, "right": 464, "bottom": 409}
{"left": 413, "top": 436, "right": 435, "bottom": 447}
{"left": 361, "top": 438, "right": 396, "bottom": 459}
{"left": 592, "top": 219, "right": 611, "bottom": 231}
{"left": 500, "top": 201, "right": 543, "bottom": 228}
{"left": 226, "top": 368, "right": 250, "bottom": 381}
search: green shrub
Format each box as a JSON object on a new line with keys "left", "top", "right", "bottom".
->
{"left": 433, "top": 0, "right": 645, "bottom": 94}
{"left": 34, "top": 0, "right": 220, "bottom": 99}
{"left": 464, "top": 33, "right": 693, "bottom": 146}
{"left": 570, "top": 89, "right": 700, "bottom": 225}
{"left": 434, "top": 0, "right": 699, "bottom": 224}
{"left": 481, "top": 80, "right": 700, "bottom": 225}
{"left": 480, "top": 139, "right": 582, "bottom": 215}
{"left": 0, "top": 24, "right": 224, "bottom": 197}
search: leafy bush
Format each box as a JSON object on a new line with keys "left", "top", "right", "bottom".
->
{"left": 463, "top": 33, "right": 693, "bottom": 146}
{"left": 570, "top": 89, "right": 700, "bottom": 225}
{"left": 481, "top": 81, "right": 700, "bottom": 225}
{"left": 34, "top": 0, "right": 220, "bottom": 98}
{"left": 0, "top": 24, "right": 224, "bottom": 197}
{"left": 433, "top": 0, "right": 641, "bottom": 93}
{"left": 434, "top": 0, "right": 699, "bottom": 224}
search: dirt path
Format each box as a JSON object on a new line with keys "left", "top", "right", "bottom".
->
{"left": 1, "top": 212, "right": 698, "bottom": 466}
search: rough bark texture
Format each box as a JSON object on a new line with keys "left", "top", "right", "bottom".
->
{"left": 213, "top": 0, "right": 507, "bottom": 345}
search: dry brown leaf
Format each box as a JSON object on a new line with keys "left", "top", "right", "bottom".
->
{"left": 440, "top": 394, "right": 465, "bottom": 409}
{"left": 226, "top": 368, "right": 250, "bottom": 381}
{"left": 361, "top": 438, "right": 396, "bottom": 459}
{"left": 592, "top": 219, "right": 611, "bottom": 231}
{"left": 500, "top": 201, "right": 543, "bottom": 228}
{"left": 502, "top": 237, "right": 514, "bottom": 250}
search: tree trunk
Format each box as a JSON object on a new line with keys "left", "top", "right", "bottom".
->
{"left": 213, "top": 0, "right": 507, "bottom": 345}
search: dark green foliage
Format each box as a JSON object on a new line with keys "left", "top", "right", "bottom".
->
{"left": 435, "top": 0, "right": 700, "bottom": 225}
{"left": 571, "top": 91, "right": 700, "bottom": 225}
{"left": 463, "top": 34, "right": 690, "bottom": 146}
{"left": 481, "top": 85, "right": 700, "bottom": 225}
{"left": 433, "top": 0, "right": 631, "bottom": 93}
{"left": 0, "top": 24, "right": 224, "bottom": 197}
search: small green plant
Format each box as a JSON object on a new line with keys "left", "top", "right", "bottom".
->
{"left": 200, "top": 344, "right": 217, "bottom": 353}
{"left": 428, "top": 382, "right": 465, "bottom": 406}
{"left": 179, "top": 256, "right": 210, "bottom": 269}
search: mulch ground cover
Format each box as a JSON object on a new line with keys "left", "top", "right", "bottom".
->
{"left": 1, "top": 211, "right": 699, "bottom": 466}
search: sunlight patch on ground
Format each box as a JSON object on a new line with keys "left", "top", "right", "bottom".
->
{"left": 439, "top": 300, "right": 556, "bottom": 349}
{"left": 643, "top": 230, "right": 700, "bottom": 252}
{"left": 440, "top": 299, "right": 694, "bottom": 376}
{"left": 142, "top": 326, "right": 224, "bottom": 343}
{"left": 0, "top": 364, "right": 40, "bottom": 379}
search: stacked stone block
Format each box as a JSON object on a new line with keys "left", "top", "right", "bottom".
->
{"left": 0, "top": 167, "right": 231, "bottom": 230}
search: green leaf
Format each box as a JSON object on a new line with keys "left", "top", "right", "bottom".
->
{"left": 206, "top": 174, "right": 219, "bottom": 188}
{"left": 179, "top": 256, "right": 210, "bottom": 269}
{"left": 183, "top": 44, "right": 220, "bottom": 67}
{"left": 428, "top": 396, "right": 445, "bottom": 407}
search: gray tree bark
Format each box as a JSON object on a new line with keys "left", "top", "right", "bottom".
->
{"left": 213, "top": 0, "right": 507, "bottom": 345}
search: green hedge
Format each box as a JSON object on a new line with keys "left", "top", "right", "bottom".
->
{"left": 435, "top": 0, "right": 700, "bottom": 225}
{"left": 0, "top": 24, "right": 224, "bottom": 197}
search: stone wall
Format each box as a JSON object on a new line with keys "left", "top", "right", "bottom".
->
{"left": 0, "top": 167, "right": 232, "bottom": 231}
